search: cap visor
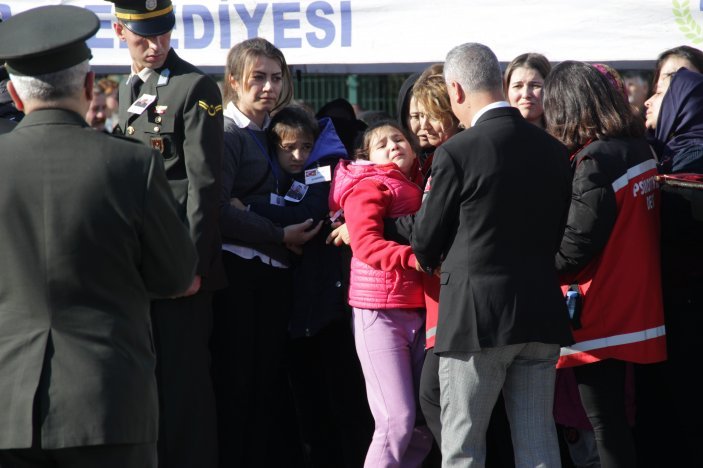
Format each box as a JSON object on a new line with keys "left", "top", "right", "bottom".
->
{"left": 123, "top": 12, "right": 174, "bottom": 37}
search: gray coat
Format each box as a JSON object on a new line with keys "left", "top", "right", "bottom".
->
{"left": 0, "top": 108, "right": 197, "bottom": 449}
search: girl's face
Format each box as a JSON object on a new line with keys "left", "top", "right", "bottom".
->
{"left": 276, "top": 128, "right": 314, "bottom": 174}
{"left": 507, "top": 66, "right": 545, "bottom": 125}
{"left": 416, "top": 100, "right": 457, "bottom": 147}
{"left": 367, "top": 126, "right": 416, "bottom": 177}
{"left": 644, "top": 76, "right": 671, "bottom": 130}
{"left": 230, "top": 55, "right": 283, "bottom": 119}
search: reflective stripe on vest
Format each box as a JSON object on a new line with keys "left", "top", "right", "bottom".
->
{"left": 560, "top": 325, "right": 666, "bottom": 357}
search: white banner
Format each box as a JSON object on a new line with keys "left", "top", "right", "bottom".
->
{"left": 0, "top": 0, "right": 701, "bottom": 71}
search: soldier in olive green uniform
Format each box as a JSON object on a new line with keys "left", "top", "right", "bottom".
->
{"left": 0, "top": 13, "right": 18, "bottom": 133}
{"left": 108, "top": 1, "right": 225, "bottom": 467}
{"left": 0, "top": 5, "right": 197, "bottom": 467}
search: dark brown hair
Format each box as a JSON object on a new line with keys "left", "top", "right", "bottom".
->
{"left": 268, "top": 104, "right": 319, "bottom": 148}
{"left": 354, "top": 120, "right": 420, "bottom": 161}
{"left": 543, "top": 61, "right": 644, "bottom": 152}
{"left": 652, "top": 45, "right": 703, "bottom": 89}
{"left": 503, "top": 53, "right": 551, "bottom": 96}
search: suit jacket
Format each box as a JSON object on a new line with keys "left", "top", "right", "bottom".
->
{"left": 412, "top": 106, "right": 574, "bottom": 354}
{"left": 0, "top": 109, "right": 197, "bottom": 449}
{"left": 117, "top": 48, "right": 225, "bottom": 290}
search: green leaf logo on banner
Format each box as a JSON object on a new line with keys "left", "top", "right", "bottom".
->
{"left": 673, "top": 0, "right": 703, "bottom": 43}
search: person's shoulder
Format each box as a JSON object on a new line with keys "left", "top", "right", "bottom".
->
{"left": 104, "top": 131, "right": 148, "bottom": 145}
{"left": 586, "top": 136, "right": 653, "bottom": 169}
{"left": 164, "top": 50, "right": 201, "bottom": 75}
{"left": 95, "top": 131, "right": 156, "bottom": 156}
{"left": 167, "top": 54, "right": 218, "bottom": 87}
{"left": 581, "top": 137, "right": 635, "bottom": 158}
{"left": 438, "top": 128, "right": 473, "bottom": 154}
{"left": 0, "top": 118, "right": 16, "bottom": 134}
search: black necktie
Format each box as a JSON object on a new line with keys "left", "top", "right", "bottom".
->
{"left": 130, "top": 76, "right": 143, "bottom": 103}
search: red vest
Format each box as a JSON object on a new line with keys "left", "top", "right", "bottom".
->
{"left": 558, "top": 154, "right": 667, "bottom": 367}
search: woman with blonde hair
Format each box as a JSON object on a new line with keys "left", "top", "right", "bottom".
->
{"left": 412, "top": 63, "right": 461, "bottom": 175}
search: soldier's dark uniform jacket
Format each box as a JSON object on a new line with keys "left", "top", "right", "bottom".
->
{"left": 116, "top": 48, "right": 226, "bottom": 290}
{"left": 0, "top": 4, "right": 197, "bottom": 452}
{"left": 0, "top": 116, "right": 14, "bottom": 133}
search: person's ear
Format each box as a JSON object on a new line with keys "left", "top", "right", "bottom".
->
{"left": 85, "top": 71, "right": 95, "bottom": 102}
{"left": 228, "top": 74, "right": 239, "bottom": 94}
{"left": 113, "top": 22, "right": 126, "bottom": 41}
{"left": 451, "top": 80, "right": 466, "bottom": 104}
{"left": 6, "top": 81, "right": 24, "bottom": 112}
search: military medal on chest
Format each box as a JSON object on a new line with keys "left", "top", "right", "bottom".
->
{"left": 150, "top": 136, "right": 164, "bottom": 154}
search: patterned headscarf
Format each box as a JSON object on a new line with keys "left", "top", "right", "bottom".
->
{"left": 592, "top": 63, "right": 629, "bottom": 101}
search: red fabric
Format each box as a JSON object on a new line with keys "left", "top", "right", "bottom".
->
{"left": 657, "top": 172, "right": 703, "bottom": 187}
{"left": 330, "top": 160, "right": 425, "bottom": 310}
{"left": 423, "top": 275, "right": 439, "bottom": 349}
{"left": 418, "top": 153, "right": 440, "bottom": 348}
{"left": 557, "top": 158, "right": 667, "bottom": 368}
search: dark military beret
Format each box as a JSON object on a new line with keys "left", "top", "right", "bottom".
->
{"left": 107, "top": 0, "right": 175, "bottom": 37}
{"left": 0, "top": 5, "right": 99, "bottom": 77}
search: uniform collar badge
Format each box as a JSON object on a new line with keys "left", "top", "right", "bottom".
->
{"left": 157, "top": 68, "right": 170, "bottom": 87}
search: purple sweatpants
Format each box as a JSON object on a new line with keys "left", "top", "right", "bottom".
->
{"left": 352, "top": 307, "right": 433, "bottom": 467}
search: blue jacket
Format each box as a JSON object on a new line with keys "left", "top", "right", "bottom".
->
{"left": 250, "top": 117, "right": 350, "bottom": 338}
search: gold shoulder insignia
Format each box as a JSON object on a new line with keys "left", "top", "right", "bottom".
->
{"left": 198, "top": 100, "right": 223, "bottom": 117}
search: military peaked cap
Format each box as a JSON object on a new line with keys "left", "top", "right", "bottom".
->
{"left": 0, "top": 5, "right": 99, "bottom": 76}
{"left": 107, "top": 0, "right": 175, "bottom": 37}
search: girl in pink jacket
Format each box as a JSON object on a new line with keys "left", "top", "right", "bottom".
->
{"left": 329, "top": 121, "right": 432, "bottom": 467}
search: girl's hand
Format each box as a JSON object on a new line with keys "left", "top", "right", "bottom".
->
{"left": 229, "top": 197, "right": 246, "bottom": 210}
{"left": 326, "top": 222, "right": 350, "bottom": 246}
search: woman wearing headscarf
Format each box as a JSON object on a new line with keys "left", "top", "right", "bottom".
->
{"left": 643, "top": 67, "right": 703, "bottom": 462}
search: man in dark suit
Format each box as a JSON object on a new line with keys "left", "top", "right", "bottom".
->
{"left": 107, "top": 1, "right": 225, "bottom": 466}
{"left": 411, "top": 42, "right": 573, "bottom": 466}
{"left": 0, "top": 5, "right": 196, "bottom": 467}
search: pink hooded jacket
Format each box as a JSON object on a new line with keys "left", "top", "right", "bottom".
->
{"left": 329, "top": 159, "right": 425, "bottom": 310}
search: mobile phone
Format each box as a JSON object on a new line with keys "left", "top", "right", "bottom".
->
{"left": 329, "top": 209, "right": 344, "bottom": 224}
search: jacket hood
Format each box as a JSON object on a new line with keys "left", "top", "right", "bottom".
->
{"left": 329, "top": 159, "right": 420, "bottom": 211}
{"left": 305, "top": 116, "right": 349, "bottom": 169}
{"left": 316, "top": 98, "right": 367, "bottom": 155}
{"left": 396, "top": 73, "right": 419, "bottom": 131}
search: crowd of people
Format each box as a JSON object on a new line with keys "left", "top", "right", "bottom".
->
{"left": 1, "top": 1, "right": 702, "bottom": 468}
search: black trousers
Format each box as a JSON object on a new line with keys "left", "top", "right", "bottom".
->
{"left": 211, "top": 252, "right": 295, "bottom": 468}
{"left": 573, "top": 359, "right": 635, "bottom": 468}
{"left": 0, "top": 443, "right": 156, "bottom": 468}
{"left": 151, "top": 291, "right": 217, "bottom": 468}
{"left": 287, "top": 318, "right": 373, "bottom": 468}
{"left": 634, "top": 285, "right": 703, "bottom": 467}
